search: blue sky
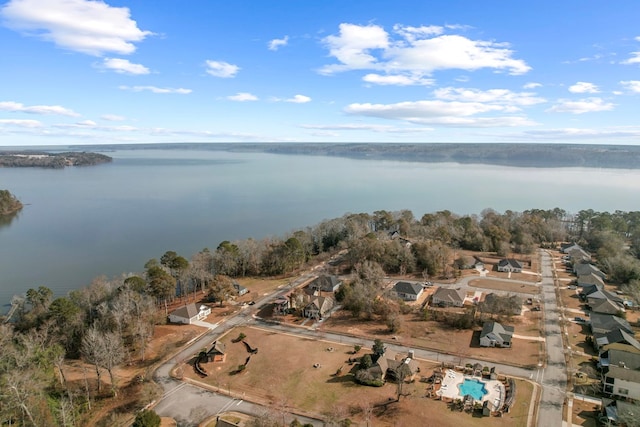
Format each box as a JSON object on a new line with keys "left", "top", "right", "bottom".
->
{"left": 2, "top": 0, "right": 640, "bottom": 146}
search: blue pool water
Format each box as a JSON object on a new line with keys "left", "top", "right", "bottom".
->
{"left": 458, "top": 378, "right": 488, "bottom": 400}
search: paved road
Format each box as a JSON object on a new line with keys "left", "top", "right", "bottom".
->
{"left": 151, "top": 255, "right": 561, "bottom": 427}
{"left": 537, "top": 250, "right": 567, "bottom": 427}
{"left": 152, "top": 316, "right": 323, "bottom": 427}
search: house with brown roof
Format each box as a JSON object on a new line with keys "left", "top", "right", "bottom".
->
{"left": 303, "top": 296, "right": 334, "bottom": 319}
{"left": 432, "top": 287, "right": 466, "bottom": 307}
{"left": 205, "top": 341, "right": 226, "bottom": 363}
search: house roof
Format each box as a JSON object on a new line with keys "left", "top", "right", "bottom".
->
{"left": 606, "top": 348, "right": 640, "bottom": 370}
{"left": 233, "top": 282, "right": 247, "bottom": 293}
{"left": 600, "top": 330, "right": 640, "bottom": 351}
{"left": 581, "top": 283, "right": 604, "bottom": 296}
{"left": 568, "top": 247, "right": 591, "bottom": 260}
{"left": 393, "top": 281, "right": 423, "bottom": 296}
{"left": 606, "top": 365, "right": 640, "bottom": 383}
{"left": 305, "top": 296, "right": 334, "bottom": 313}
{"left": 577, "top": 273, "right": 605, "bottom": 287}
{"left": 561, "top": 242, "right": 581, "bottom": 253}
{"left": 432, "top": 287, "right": 465, "bottom": 304}
{"left": 590, "top": 298, "right": 624, "bottom": 315}
{"left": 207, "top": 340, "right": 226, "bottom": 355}
{"left": 498, "top": 258, "right": 523, "bottom": 269}
{"left": 574, "top": 262, "right": 606, "bottom": 278}
{"left": 480, "top": 321, "right": 514, "bottom": 343}
{"left": 309, "top": 275, "right": 342, "bottom": 292}
{"left": 590, "top": 313, "right": 633, "bottom": 335}
{"left": 169, "top": 303, "right": 199, "bottom": 320}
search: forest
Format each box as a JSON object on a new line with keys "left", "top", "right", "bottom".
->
{"left": 0, "top": 189, "right": 22, "bottom": 216}
{"left": 0, "top": 151, "right": 112, "bottom": 168}
{"left": 2, "top": 207, "right": 640, "bottom": 426}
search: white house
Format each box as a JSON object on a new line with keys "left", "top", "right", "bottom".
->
{"left": 391, "top": 281, "right": 424, "bottom": 301}
{"left": 479, "top": 321, "right": 514, "bottom": 348}
{"left": 168, "top": 303, "right": 211, "bottom": 324}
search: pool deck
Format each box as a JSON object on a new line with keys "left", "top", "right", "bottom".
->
{"left": 436, "top": 369, "right": 505, "bottom": 411}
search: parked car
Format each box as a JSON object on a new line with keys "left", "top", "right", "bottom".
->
{"left": 568, "top": 285, "right": 577, "bottom": 290}
{"left": 574, "top": 317, "right": 586, "bottom": 323}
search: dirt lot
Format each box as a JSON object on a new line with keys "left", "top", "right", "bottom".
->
{"left": 468, "top": 278, "right": 541, "bottom": 295}
{"left": 184, "top": 326, "right": 534, "bottom": 426}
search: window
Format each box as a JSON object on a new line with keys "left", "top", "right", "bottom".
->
{"left": 617, "top": 388, "right": 629, "bottom": 395}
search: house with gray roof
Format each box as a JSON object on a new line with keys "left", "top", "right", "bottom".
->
{"left": 599, "top": 347, "right": 640, "bottom": 371}
{"left": 561, "top": 242, "right": 582, "bottom": 254}
{"left": 601, "top": 398, "right": 639, "bottom": 426}
{"left": 479, "top": 321, "right": 514, "bottom": 348}
{"left": 168, "top": 303, "right": 211, "bottom": 324}
{"left": 597, "top": 330, "right": 640, "bottom": 352}
{"left": 568, "top": 247, "right": 592, "bottom": 263}
{"left": 307, "top": 275, "right": 342, "bottom": 294}
{"left": 590, "top": 313, "right": 633, "bottom": 336}
{"left": 432, "top": 287, "right": 466, "bottom": 307}
{"left": 577, "top": 273, "right": 605, "bottom": 288}
{"left": 574, "top": 262, "right": 606, "bottom": 279}
{"left": 497, "top": 258, "right": 523, "bottom": 273}
{"left": 391, "top": 281, "right": 424, "bottom": 301}
{"left": 591, "top": 298, "right": 625, "bottom": 315}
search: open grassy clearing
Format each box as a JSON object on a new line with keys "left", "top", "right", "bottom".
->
{"left": 182, "top": 326, "right": 534, "bottom": 426}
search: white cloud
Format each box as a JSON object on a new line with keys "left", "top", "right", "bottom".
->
{"left": 0, "top": 101, "right": 80, "bottom": 116}
{"left": 119, "top": 86, "right": 192, "bottom": 94}
{"left": 268, "top": 35, "right": 289, "bottom": 51}
{"left": 621, "top": 80, "right": 640, "bottom": 93}
{"left": 320, "top": 23, "right": 530, "bottom": 78}
{"left": 434, "top": 87, "right": 546, "bottom": 106}
{"left": 102, "top": 58, "right": 150, "bottom": 75}
{"left": 523, "top": 82, "right": 542, "bottom": 89}
{"left": 285, "top": 94, "right": 311, "bottom": 103}
{"left": 227, "top": 92, "right": 258, "bottom": 102}
{"left": 345, "top": 100, "right": 536, "bottom": 127}
{"left": 393, "top": 24, "right": 443, "bottom": 41}
{"left": 301, "top": 123, "right": 433, "bottom": 133}
{"left": 547, "top": 98, "right": 614, "bottom": 114}
{"left": 568, "top": 81, "right": 599, "bottom": 93}
{"left": 622, "top": 52, "right": 640, "bottom": 64}
{"left": 0, "top": 119, "right": 42, "bottom": 128}
{"left": 101, "top": 114, "right": 125, "bottom": 121}
{"left": 205, "top": 60, "right": 240, "bottom": 78}
{"left": 362, "top": 73, "right": 434, "bottom": 86}
{"left": 0, "top": 0, "right": 152, "bottom": 56}
{"left": 320, "top": 23, "right": 390, "bottom": 74}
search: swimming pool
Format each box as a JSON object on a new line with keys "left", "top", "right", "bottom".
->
{"left": 458, "top": 378, "right": 488, "bottom": 400}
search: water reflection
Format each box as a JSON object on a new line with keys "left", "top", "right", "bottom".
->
{"left": 0, "top": 211, "right": 20, "bottom": 229}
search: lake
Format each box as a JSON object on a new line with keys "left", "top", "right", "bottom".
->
{"left": 1, "top": 147, "right": 639, "bottom": 306}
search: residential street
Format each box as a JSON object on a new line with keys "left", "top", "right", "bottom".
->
{"left": 152, "top": 251, "right": 568, "bottom": 427}
{"left": 537, "top": 250, "right": 568, "bottom": 427}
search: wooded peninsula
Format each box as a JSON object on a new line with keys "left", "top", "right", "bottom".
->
{"left": 0, "top": 151, "right": 112, "bottom": 168}
{"left": 0, "top": 189, "right": 22, "bottom": 216}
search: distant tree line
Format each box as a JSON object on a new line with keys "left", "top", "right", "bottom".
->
{"left": 0, "top": 151, "right": 112, "bottom": 168}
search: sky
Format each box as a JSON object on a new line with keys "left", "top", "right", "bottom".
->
{"left": 2, "top": 0, "right": 640, "bottom": 146}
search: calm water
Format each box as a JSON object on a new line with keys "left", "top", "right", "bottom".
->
{"left": 1, "top": 148, "right": 639, "bottom": 306}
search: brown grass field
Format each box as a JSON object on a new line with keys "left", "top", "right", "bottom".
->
{"left": 184, "top": 326, "right": 535, "bottom": 426}
{"left": 467, "top": 278, "right": 541, "bottom": 295}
